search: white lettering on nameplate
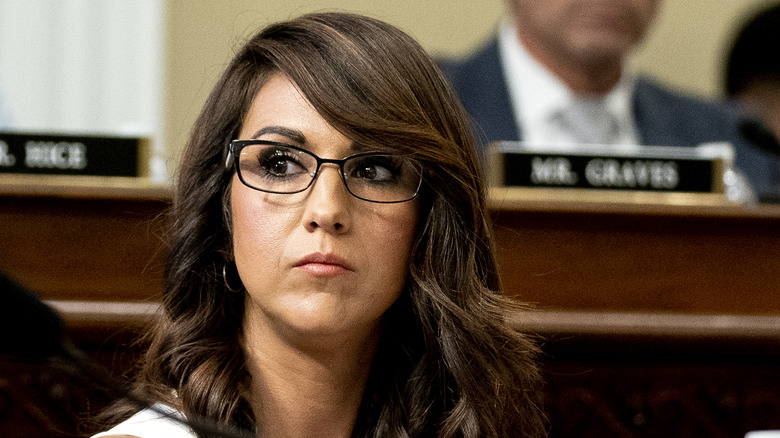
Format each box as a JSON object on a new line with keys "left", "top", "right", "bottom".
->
{"left": 24, "top": 141, "right": 87, "bottom": 170}
{"left": 530, "top": 157, "right": 578, "bottom": 185}
{"left": 0, "top": 140, "right": 16, "bottom": 167}
{"left": 584, "top": 159, "right": 679, "bottom": 189}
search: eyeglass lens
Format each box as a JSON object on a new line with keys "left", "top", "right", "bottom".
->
{"left": 235, "top": 142, "right": 421, "bottom": 203}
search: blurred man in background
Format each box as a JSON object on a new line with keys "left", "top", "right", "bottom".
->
{"left": 439, "top": 0, "right": 780, "bottom": 202}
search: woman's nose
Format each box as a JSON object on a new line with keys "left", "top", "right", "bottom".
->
{"left": 301, "top": 164, "right": 352, "bottom": 234}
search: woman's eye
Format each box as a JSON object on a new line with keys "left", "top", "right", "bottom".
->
{"left": 263, "top": 156, "right": 296, "bottom": 176}
{"left": 255, "top": 149, "right": 308, "bottom": 179}
{"left": 354, "top": 164, "right": 388, "bottom": 180}
{"left": 350, "top": 157, "right": 400, "bottom": 182}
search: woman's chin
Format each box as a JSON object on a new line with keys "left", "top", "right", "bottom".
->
{"left": 264, "top": 304, "right": 378, "bottom": 345}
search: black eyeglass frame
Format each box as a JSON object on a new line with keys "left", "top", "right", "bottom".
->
{"left": 226, "top": 139, "right": 424, "bottom": 204}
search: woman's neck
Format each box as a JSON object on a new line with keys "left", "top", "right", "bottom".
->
{"left": 242, "top": 316, "right": 381, "bottom": 438}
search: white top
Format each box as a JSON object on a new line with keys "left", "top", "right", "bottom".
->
{"left": 497, "top": 18, "right": 640, "bottom": 151}
{"left": 91, "top": 403, "right": 196, "bottom": 438}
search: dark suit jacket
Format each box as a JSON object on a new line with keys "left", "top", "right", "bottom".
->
{"left": 438, "top": 37, "right": 780, "bottom": 202}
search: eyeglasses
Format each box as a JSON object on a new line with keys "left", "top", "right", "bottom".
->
{"left": 226, "top": 140, "right": 423, "bottom": 203}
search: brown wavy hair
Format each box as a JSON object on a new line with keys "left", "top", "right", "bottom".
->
{"left": 121, "top": 12, "right": 546, "bottom": 438}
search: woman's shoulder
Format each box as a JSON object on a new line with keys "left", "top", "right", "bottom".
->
{"left": 91, "top": 403, "right": 196, "bottom": 438}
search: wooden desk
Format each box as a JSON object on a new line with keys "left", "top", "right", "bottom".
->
{"left": 0, "top": 184, "right": 169, "bottom": 303}
{"left": 2, "top": 186, "right": 780, "bottom": 437}
{"left": 0, "top": 185, "right": 168, "bottom": 437}
{"left": 488, "top": 198, "right": 780, "bottom": 437}
{"left": 490, "top": 198, "right": 780, "bottom": 315}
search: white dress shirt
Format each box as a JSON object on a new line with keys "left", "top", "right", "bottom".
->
{"left": 91, "top": 403, "right": 196, "bottom": 438}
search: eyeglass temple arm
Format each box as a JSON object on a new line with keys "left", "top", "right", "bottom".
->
{"left": 224, "top": 146, "right": 235, "bottom": 171}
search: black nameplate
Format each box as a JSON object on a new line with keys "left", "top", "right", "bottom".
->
{"left": 497, "top": 151, "right": 717, "bottom": 193}
{"left": 0, "top": 131, "right": 143, "bottom": 177}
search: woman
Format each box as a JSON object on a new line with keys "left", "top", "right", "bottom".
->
{"left": 93, "top": 12, "right": 546, "bottom": 438}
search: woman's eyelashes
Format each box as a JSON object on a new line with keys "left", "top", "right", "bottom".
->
{"left": 256, "top": 149, "right": 308, "bottom": 181}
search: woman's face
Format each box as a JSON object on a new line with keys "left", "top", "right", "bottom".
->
{"left": 231, "top": 73, "right": 419, "bottom": 346}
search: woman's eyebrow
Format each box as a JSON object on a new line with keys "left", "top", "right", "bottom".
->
{"left": 251, "top": 125, "right": 366, "bottom": 154}
{"left": 250, "top": 126, "right": 306, "bottom": 143}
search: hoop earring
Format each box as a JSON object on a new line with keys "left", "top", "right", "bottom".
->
{"left": 222, "top": 261, "right": 243, "bottom": 292}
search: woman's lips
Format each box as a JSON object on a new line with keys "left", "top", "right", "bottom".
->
{"left": 294, "top": 253, "right": 352, "bottom": 277}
